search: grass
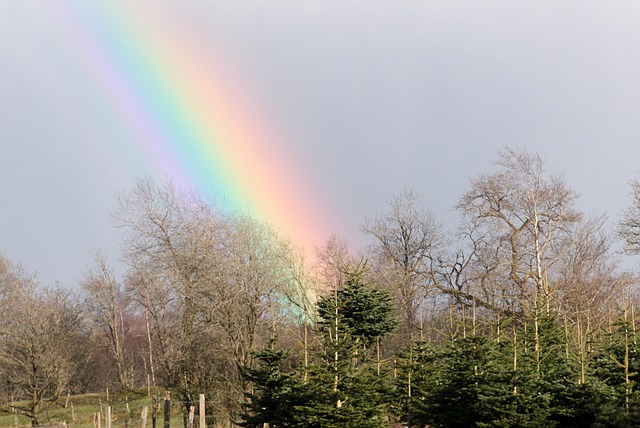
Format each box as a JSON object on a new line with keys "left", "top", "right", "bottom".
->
{"left": 0, "top": 390, "right": 189, "bottom": 428}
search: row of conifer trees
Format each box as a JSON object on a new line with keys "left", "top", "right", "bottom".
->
{"left": 240, "top": 269, "right": 640, "bottom": 428}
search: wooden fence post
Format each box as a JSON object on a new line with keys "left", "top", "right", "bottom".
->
{"left": 163, "top": 391, "right": 171, "bottom": 428}
{"left": 188, "top": 406, "right": 195, "bottom": 428}
{"left": 106, "top": 406, "right": 112, "bottom": 428}
{"left": 141, "top": 406, "right": 148, "bottom": 428}
{"left": 152, "top": 396, "right": 157, "bottom": 428}
{"left": 198, "top": 394, "right": 205, "bottom": 428}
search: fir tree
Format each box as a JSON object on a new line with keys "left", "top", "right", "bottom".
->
{"left": 239, "top": 341, "right": 303, "bottom": 428}
{"left": 476, "top": 314, "right": 605, "bottom": 428}
{"left": 476, "top": 336, "right": 551, "bottom": 428}
{"left": 592, "top": 313, "right": 640, "bottom": 427}
{"left": 294, "top": 268, "right": 397, "bottom": 427}
{"left": 428, "top": 335, "right": 491, "bottom": 428}
{"left": 393, "top": 340, "right": 443, "bottom": 427}
{"left": 316, "top": 269, "right": 397, "bottom": 349}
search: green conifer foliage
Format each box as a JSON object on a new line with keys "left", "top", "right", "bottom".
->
{"left": 476, "top": 336, "right": 551, "bottom": 428}
{"left": 394, "top": 313, "right": 608, "bottom": 428}
{"left": 241, "top": 269, "right": 640, "bottom": 427}
{"left": 592, "top": 314, "right": 640, "bottom": 427}
{"left": 242, "top": 268, "right": 398, "bottom": 427}
{"left": 428, "top": 335, "right": 491, "bottom": 428}
{"left": 295, "top": 268, "right": 397, "bottom": 427}
{"left": 239, "top": 342, "right": 303, "bottom": 428}
{"left": 316, "top": 269, "right": 397, "bottom": 348}
{"left": 292, "top": 363, "right": 392, "bottom": 428}
{"left": 393, "top": 341, "right": 442, "bottom": 428}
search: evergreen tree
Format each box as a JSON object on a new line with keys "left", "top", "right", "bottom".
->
{"left": 316, "top": 269, "right": 397, "bottom": 349}
{"left": 535, "top": 314, "right": 586, "bottom": 427}
{"left": 294, "top": 268, "right": 397, "bottom": 427}
{"left": 393, "top": 340, "right": 443, "bottom": 427}
{"left": 477, "top": 314, "right": 605, "bottom": 428}
{"left": 428, "top": 335, "right": 491, "bottom": 428}
{"left": 239, "top": 341, "right": 304, "bottom": 428}
{"left": 411, "top": 313, "right": 605, "bottom": 428}
{"left": 241, "top": 268, "right": 397, "bottom": 427}
{"left": 592, "top": 314, "right": 640, "bottom": 427}
{"left": 292, "top": 362, "right": 392, "bottom": 428}
{"left": 476, "top": 336, "right": 551, "bottom": 428}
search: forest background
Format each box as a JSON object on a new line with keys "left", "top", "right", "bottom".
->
{"left": 3, "top": 147, "right": 640, "bottom": 427}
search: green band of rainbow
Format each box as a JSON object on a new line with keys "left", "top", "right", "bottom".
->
{"left": 60, "top": 2, "right": 333, "bottom": 251}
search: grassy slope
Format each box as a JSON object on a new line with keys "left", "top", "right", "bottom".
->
{"left": 0, "top": 390, "right": 189, "bottom": 428}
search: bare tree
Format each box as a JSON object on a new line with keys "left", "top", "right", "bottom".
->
{"left": 362, "top": 190, "right": 442, "bottom": 339}
{"left": 82, "top": 252, "right": 134, "bottom": 391}
{"left": 184, "top": 214, "right": 306, "bottom": 417}
{"left": 618, "top": 178, "right": 640, "bottom": 255}
{"left": 557, "top": 216, "right": 632, "bottom": 321}
{"left": 455, "top": 147, "right": 581, "bottom": 314}
{"left": 0, "top": 256, "right": 84, "bottom": 425}
{"left": 114, "top": 178, "right": 308, "bottom": 419}
{"left": 113, "top": 178, "right": 229, "bottom": 413}
{"left": 314, "top": 235, "right": 356, "bottom": 294}
{"left": 278, "top": 242, "right": 318, "bottom": 325}
{"left": 210, "top": 215, "right": 291, "bottom": 374}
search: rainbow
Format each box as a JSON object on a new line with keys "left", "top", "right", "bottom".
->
{"left": 59, "top": 2, "right": 333, "bottom": 252}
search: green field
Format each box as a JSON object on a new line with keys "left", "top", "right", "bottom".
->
{"left": 0, "top": 391, "right": 206, "bottom": 428}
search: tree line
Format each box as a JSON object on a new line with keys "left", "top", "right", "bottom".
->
{"left": 1, "top": 147, "right": 640, "bottom": 427}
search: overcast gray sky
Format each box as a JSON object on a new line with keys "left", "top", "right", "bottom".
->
{"left": 2, "top": 1, "right": 640, "bottom": 287}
